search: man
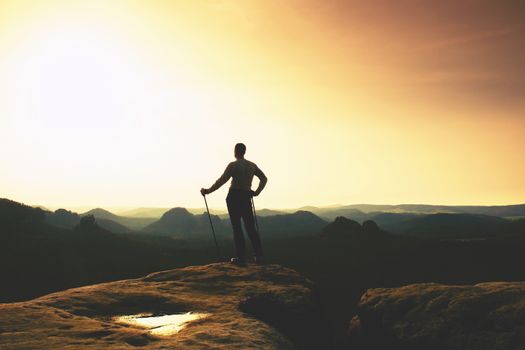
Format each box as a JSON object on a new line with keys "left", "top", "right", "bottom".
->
{"left": 201, "top": 143, "right": 267, "bottom": 266}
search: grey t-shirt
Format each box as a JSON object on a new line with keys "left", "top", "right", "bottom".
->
{"left": 209, "top": 158, "right": 267, "bottom": 193}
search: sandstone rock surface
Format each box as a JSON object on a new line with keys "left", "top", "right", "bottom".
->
{"left": 0, "top": 263, "right": 320, "bottom": 349}
{"left": 350, "top": 282, "right": 525, "bottom": 350}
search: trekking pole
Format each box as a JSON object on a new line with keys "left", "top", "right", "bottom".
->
{"left": 203, "top": 194, "right": 220, "bottom": 260}
{"left": 251, "top": 196, "right": 259, "bottom": 233}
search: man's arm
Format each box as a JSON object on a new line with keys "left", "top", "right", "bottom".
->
{"left": 253, "top": 166, "right": 267, "bottom": 196}
{"left": 203, "top": 164, "right": 232, "bottom": 195}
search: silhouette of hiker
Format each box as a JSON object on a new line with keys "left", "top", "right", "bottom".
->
{"left": 201, "top": 143, "right": 267, "bottom": 266}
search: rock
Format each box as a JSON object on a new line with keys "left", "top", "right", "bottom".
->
{"left": 362, "top": 220, "right": 381, "bottom": 234}
{"left": 79, "top": 214, "right": 96, "bottom": 227}
{"left": 47, "top": 208, "right": 80, "bottom": 228}
{"left": 321, "top": 217, "right": 385, "bottom": 240}
{"left": 349, "top": 282, "right": 525, "bottom": 350}
{"left": 0, "top": 263, "right": 322, "bottom": 349}
{"left": 321, "top": 217, "right": 363, "bottom": 239}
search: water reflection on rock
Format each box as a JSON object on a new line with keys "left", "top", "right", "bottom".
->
{"left": 115, "top": 312, "right": 209, "bottom": 336}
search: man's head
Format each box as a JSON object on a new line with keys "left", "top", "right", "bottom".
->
{"left": 234, "top": 143, "right": 246, "bottom": 159}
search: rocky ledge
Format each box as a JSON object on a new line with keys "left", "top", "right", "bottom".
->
{"left": 0, "top": 263, "right": 323, "bottom": 349}
{"left": 349, "top": 282, "right": 525, "bottom": 350}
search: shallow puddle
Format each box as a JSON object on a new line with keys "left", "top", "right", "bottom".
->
{"left": 115, "top": 312, "right": 209, "bottom": 336}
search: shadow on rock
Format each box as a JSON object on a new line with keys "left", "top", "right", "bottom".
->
{"left": 239, "top": 291, "right": 329, "bottom": 349}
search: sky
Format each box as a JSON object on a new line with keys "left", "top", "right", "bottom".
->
{"left": 1, "top": 0, "right": 524, "bottom": 211}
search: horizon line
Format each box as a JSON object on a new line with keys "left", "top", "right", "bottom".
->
{"left": 7, "top": 198, "right": 524, "bottom": 215}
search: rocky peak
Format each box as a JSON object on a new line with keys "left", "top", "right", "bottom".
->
{"left": 0, "top": 263, "right": 326, "bottom": 349}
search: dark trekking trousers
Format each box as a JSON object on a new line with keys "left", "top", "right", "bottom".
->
{"left": 226, "top": 189, "right": 263, "bottom": 261}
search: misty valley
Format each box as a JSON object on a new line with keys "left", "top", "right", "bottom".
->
{"left": 2, "top": 198, "right": 525, "bottom": 349}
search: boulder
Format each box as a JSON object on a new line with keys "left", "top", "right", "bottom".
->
{"left": 349, "top": 282, "right": 525, "bottom": 350}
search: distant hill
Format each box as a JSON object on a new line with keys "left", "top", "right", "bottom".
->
{"left": 256, "top": 208, "right": 287, "bottom": 216}
{"left": 452, "top": 204, "right": 525, "bottom": 217}
{"left": 119, "top": 207, "right": 228, "bottom": 218}
{"left": 133, "top": 205, "right": 525, "bottom": 240}
{"left": 217, "top": 208, "right": 285, "bottom": 219}
{"left": 366, "top": 212, "right": 523, "bottom": 239}
{"left": 320, "top": 217, "right": 385, "bottom": 239}
{"left": 343, "top": 204, "right": 460, "bottom": 214}
{"left": 81, "top": 208, "right": 156, "bottom": 230}
{"left": 258, "top": 211, "right": 327, "bottom": 237}
{"left": 45, "top": 209, "right": 133, "bottom": 234}
{"left": 143, "top": 207, "right": 228, "bottom": 238}
{"left": 117, "top": 207, "right": 171, "bottom": 218}
{"left": 289, "top": 203, "right": 522, "bottom": 218}
{"left": 187, "top": 208, "right": 228, "bottom": 216}
{"left": 317, "top": 208, "right": 369, "bottom": 221}
{"left": 367, "top": 212, "right": 422, "bottom": 231}
{"left": 0, "top": 198, "right": 55, "bottom": 235}
{"left": 96, "top": 218, "right": 133, "bottom": 234}
{"left": 321, "top": 217, "right": 365, "bottom": 239}
{"left": 318, "top": 203, "right": 525, "bottom": 217}
{"left": 45, "top": 209, "right": 79, "bottom": 229}
{"left": 33, "top": 205, "right": 50, "bottom": 211}
{"left": 293, "top": 205, "right": 430, "bottom": 220}
{"left": 289, "top": 203, "right": 525, "bottom": 223}
{"left": 143, "top": 208, "right": 327, "bottom": 238}
{"left": 83, "top": 208, "right": 121, "bottom": 221}
{"left": 0, "top": 198, "right": 217, "bottom": 302}
{"left": 315, "top": 211, "right": 523, "bottom": 239}
{"left": 298, "top": 205, "right": 323, "bottom": 212}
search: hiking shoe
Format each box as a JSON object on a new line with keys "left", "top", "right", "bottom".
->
{"left": 230, "top": 257, "right": 247, "bottom": 267}
{"left": 254, "top": 256, "right": 265, "bottom": 265}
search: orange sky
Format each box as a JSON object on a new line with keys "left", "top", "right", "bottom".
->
{"left": 1, "top": 0, "right": 524, "bottom": 210}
